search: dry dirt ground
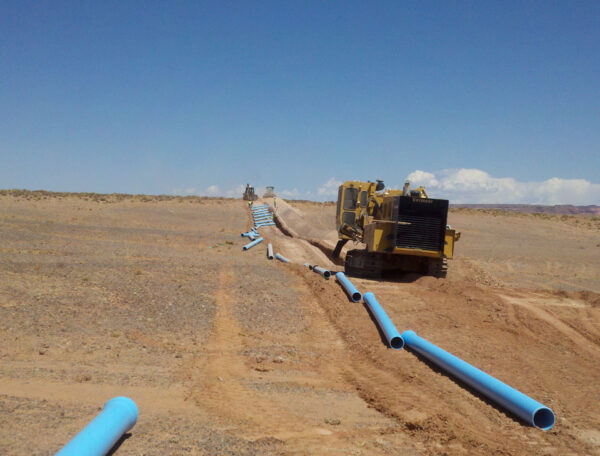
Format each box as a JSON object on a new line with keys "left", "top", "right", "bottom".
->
{"left": 1, "top": 192, "right": 599, "bottom": 455}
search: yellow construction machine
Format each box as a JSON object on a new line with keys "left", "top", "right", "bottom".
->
{"left": 333, "top": 179, "right": 460, "bottom": 278}
{"left": 242, "top": 184, "right": 258, "bottom": 201}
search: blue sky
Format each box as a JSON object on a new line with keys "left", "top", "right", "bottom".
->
{"left": 1, "top": 1, "right": 599, "bottom": 203}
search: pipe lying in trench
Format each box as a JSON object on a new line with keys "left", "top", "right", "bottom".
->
{"left": 335, "top": 272, "right": 362, "bottom": 303}
{"left": 267, "top": 243, "right": 274, "bottom": 260}
{"left": 362, "top": 292, "right": 404, "bottom": 350}
{"left": 275, "top": 253, "right": 290, "bottom": 263}
{"left": 56, "top": 397, "right": 138, "bottom": 456}
{"left": 313, "top": 266, "right": 331, "bottom": 279}
{"left": 243, "top": 237, "right": 264, "bottom": 250}
{"left": 401, "top": 330, "right": 555, "bottom": 430}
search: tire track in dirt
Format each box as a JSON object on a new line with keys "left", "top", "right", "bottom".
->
{"left": 500, "top": 294, "right": 600, "bottom": 358}
{"left": 182, "top": 267, "right": 281, "bottom": 430}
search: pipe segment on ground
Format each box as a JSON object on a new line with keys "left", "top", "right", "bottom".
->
{"left": 252, "top": 208, "right": 270, "bottom": 213}
{"left": 255, "top": 223, "right": 275, "bottom": 227}
{"left": 335, "top": 272, "right": 362, "bottom": 302}
{"left": 275, "top": 253, "right": 291, "bottom": 263}
{"left": 267, "top": 243, "right": 274, "bottom": 260}
{"left": 56, "top": 397, "right": 138, "bottom": 456}
{"left": 401, "top": 330, "right": 555, "bottom": 430}
{"left": 252, "top": 210, "right": 270, "bottom": 215}
{"left": 254, "top": 216, "right": 273, "bottom": 221}
{"left": 313, "top": 266, "right": 331, "bottom": 279}
{"left": 363, "top": 292, "right": 404, "bottom": 350}
{"left": 250, "top": 205, "right": 267, "bottom": 210}
{"left": 253, "top": 212, "right": 272, "bottom": 217}
{"left": 243, "top": 237, "right": 264, "bottom": 250}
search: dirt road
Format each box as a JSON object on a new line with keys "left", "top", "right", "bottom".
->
{"left": 1, "top": 192, "right": 599, "bottom": 455}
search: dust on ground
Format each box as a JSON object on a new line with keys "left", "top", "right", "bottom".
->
{"left": 1, "top": 192, "right": 599, "bottom": 455}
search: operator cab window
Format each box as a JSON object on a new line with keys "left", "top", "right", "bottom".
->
{"left": 360, "top": 191, "right": 367, "bottom": 207}
{"left": 343, "top": 188, "right": 358, "bottom": 210}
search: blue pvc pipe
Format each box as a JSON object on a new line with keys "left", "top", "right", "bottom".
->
{"left": 252, "top": 208, "right": 270, "bottom": 213}
{"left": 254, "top": 215, "right": 272, "bottom": 221}
{"left": 362, "top": 292, "right": 404, "bottom": 350}
{"left": 335, "top": 272, "right": 362, "bottom": 302}
{"left": 267, "top": 243, "right": 274, "bottom": 259}
{"left": 275, "top": 253, "right": 290, "bottom": 263}
{"left": 313, "top": 266, "right": 331, "bottom": 279}
{"left": 253, "top": 212, "right": 272, "bottom": 217}
{"left": 401, "top": 330, "right": 555, "bottom": 430}
{"left": 255, "top": 222, "right": 275, "bottom": 227}
{"left": 243, "top": 237, "right": 264, "bottom": 250}
{"left": 56, "top": 397, "right": 138, "bottom": 456}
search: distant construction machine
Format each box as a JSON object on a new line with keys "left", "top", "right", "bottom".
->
{"left": 333, "top": 180, "right": 460, "bottom": 278}
{"left": 263, "top": 186, "right": 276, "bottom": 198}
{"left": 242, "top": 184, "right": 258, "bottom": 201}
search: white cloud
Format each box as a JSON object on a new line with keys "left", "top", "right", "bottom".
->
{"left": 224, "top": 184, "right": 246, "bottom": 198}
{"left": 171, "top": 187, "right": 198, "bottom": 196}
{"left": 280, "top": 188, "right": 300, "bottom": 198}
{"left": 404, "top": 169, "right": 600, "bottom": 205}
{"left": 203, "top": 185, "right": 220, "bottom": 196}
{"left": 317, "top": 177, "right": 342, "bottom": 197}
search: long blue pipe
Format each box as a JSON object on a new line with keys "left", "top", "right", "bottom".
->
{"left": 401, "top": 330, "right": 555, "bottom": 430}
{"left": 255, "top": 222, "right": 275, "bottom": 227}
{"left": 312, "top": 266, "right": 331, "bottom": 279}
{"left": 253, "top": 215, "right": 272, "bottom": 221}
{"left": 252, "top": 208, "right": 270, "bottom": 213}
{"left": 253, "top": 213, "right": 272, "bottom": 219}
{"left": 56, "top": 397, "right": 138, "bottom": 456}
{"left": 253, "top": 211, "right": 271, "bottom": 216}
{"left": 362, "top": 292, "right": 404, "bottom": 350}
{"left": 243, "top": 237, "right": 264, "bottom": 250}
{"left": 275, "top": 253, "right": 290, "bottom": 263}
{"left": 335, "top": 272, "right": 362, "bottom": 302}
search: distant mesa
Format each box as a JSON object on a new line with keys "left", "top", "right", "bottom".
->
{"left": 451, "top": 204, "right": 600, "bottom": 216}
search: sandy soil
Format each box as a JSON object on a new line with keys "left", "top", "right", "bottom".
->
{"left": 1, "top": 192, "right": 599, "bottom": 455}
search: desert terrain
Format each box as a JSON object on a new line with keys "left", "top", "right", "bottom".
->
{"left": 1, "top": 190, "right": 599, "bottom": 455}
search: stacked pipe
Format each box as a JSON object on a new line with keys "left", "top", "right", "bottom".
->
{"left": 250, "top": 205, "right": 275, "bottom": 228}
